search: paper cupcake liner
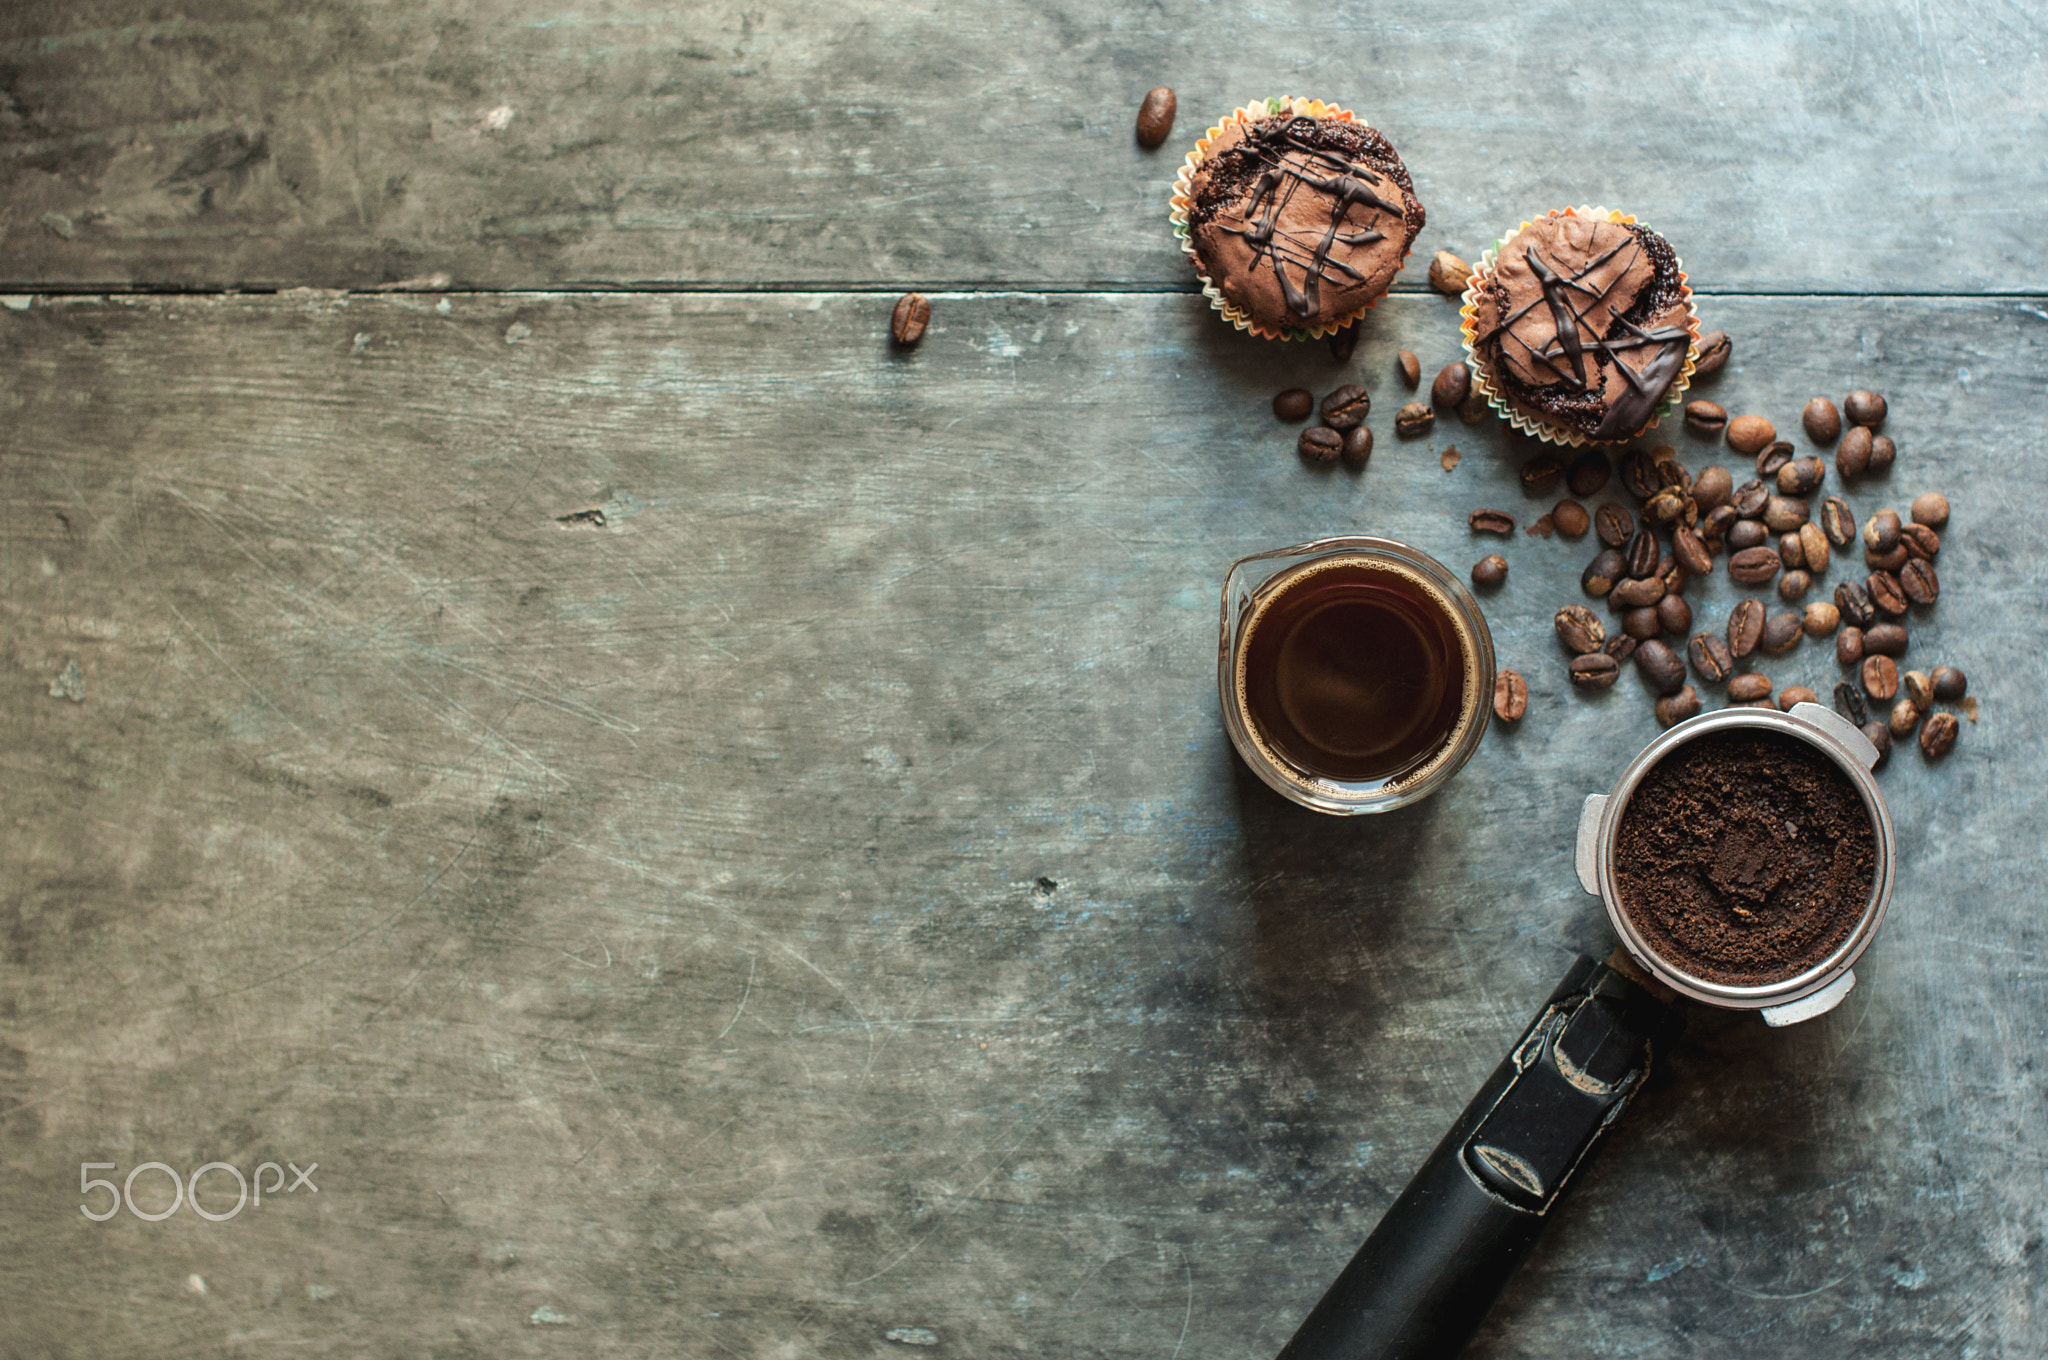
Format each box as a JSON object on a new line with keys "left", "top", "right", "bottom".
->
{"left": 1457, "top": 206, "right": 1701, "bottom": 447}
{"left": 1169, "top": 96, "right": 1414, "bottom": 343}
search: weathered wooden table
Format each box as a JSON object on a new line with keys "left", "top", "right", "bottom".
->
{"left": 5, "top": 4, "right": 2046, "bottom": 1356}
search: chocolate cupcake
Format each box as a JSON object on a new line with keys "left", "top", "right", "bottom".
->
{"left": 1170, "top": 97, "right": 1424, "bottom": 340}
{"left": 1461, "top": 207, "right": 1699, "bottom": 445}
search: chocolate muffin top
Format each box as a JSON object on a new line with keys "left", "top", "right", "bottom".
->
{"left": 1471, "top": 214, "right": 1692, "bottom": 441}
{"left": 1187, "top": 115, "right": 1423, "bottom": 332}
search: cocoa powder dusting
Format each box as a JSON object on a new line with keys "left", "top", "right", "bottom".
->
{"left": 1615, "top": 731, "right": 1876, "bottom": 986}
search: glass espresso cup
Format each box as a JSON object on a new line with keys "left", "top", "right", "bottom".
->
{"left": 1219, "top": 536, "right": 1495, "bottom": 814}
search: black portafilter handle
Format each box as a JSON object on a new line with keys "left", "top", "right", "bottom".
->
{"left": 1276, "top": 955, "right": 1680, "bottom": 1360}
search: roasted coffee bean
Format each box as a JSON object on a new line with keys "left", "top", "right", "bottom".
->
{"left": 1471, "top": 554, "right": 1508, "bottom": 588}
{"left": 1862, "top": 720, "right": 1892, "bottom": 767}
{"left": 1820, "top": 496, "right": 1856, "bottom": 546}
{"left": 1689, "top": 633, "right": 1734, "bottom": 684}
{"left": 1685, "top": 400, "right": 1728, "bottom": 435}
{"left": 1798, "top": 522, "right": 1831, "bottom": 577}
{"left": 1618, "top": 450, "right": 1659, "bottom": 501}
{"left": 1835, "top": 579, "right": 1876, "bottom": 629}
{"left": 1836, "top": 425, "right": 1873, "bottom": 479}
{"left": 1567, "top": 451, "right": 1611, "bottom": 496}
{"left": 1834, "top": 681, "right": 1868, "bottom": 727}
{"left": 1728, "top": 599, "right": 1766, "bottom": 658}
{"left": 1455, "top": 392, "right": 1487, "bottom": 424}
{"left": 1328, "top": 324, "right": 1358, "bottom": 363}
{"left": 1320, "top": 384, "right": 1371, "bottom": 429}
{"left": 1396, "top": 350, "right": 1421, "bottom": 387}
{"left": 1802, "top": 397, "right": 1842, "bottom": 444}
{"left": 1727, "top": 518, "right": 1768, "bottom": 551}
{"left": 1623, "top": 606, "right": 1661, "bottom": 640}
{"left": 1763, "top": 495, "right": 1810, "bottom": 532}
{"left": 1756, "top": 441, "right": 1795, "bottom": 478}
{"left": 1342, "top": 426, "right": 1373, "bottom": 464}
{"left": 1655, "top": 686, "right": 1702, "bottom": 728}
{"left": 1274, "top": 388, "right": 1314, "bottom": 421}
{"left": 1569, "top": 652, "right": 1620, "bottom": 690}
{"left": 1552, "top": 499, "right": 1590, "bottom": 538}
{"left": 1844, "top": 389, "right": 1888, "bottom": 427}
{"left": 1582, "top": 548, "right": 1625, "bottom": 596}
{"left": 1729, "top": 545, "right": 1781, "bottom": 585}
{"left": 1729, "top": 673, "right": 1773, "bottom": 703}
{"left": 1635, "top": 639, "right": 1687, "bottom": 695}
{"left": 1605, "top": 633, "right": 1639, "bottom": 663}
{"left": 1863, "top": 654, "right": 1900, "bottom": 700}
{"left": 1429, "top": 250, "right": 1472, "bottom": 296}
{"left": 1555, "top": 605, "right": 1607, "bottom": 655}
{"left": 1900, "top": 558, "right": 1939, "bottom": 605}
{"left": 1836, "top": 625, "right": 1866, "bottom": 666}
{"left": 1778, "top": 532, "right": 1806, "bottom": 572}
{"left": 1299, "top": 427, "right": 1343, "bottom": 462}
{"left": 1672, "top": 523, "right": 1713, "bottom": 576}
{"left": 1869, "top": 434, "right": 1896, "bottom": 473}
{"left": 1863, "top": 622, "right": 1907, "bottom": 656}
{"left": 1899, "top": 522, "right": 1940, "bottom": 560}
{"left": 1863, "top": 509, "right": 1901, "bottom": 553}
{"left": 1931, "top": 665, "right": 1967, "bottom": 701}
{"left": 1778, "top": 456, "right": 1826, "bottom": 496}
{"left": 1493, "top": 668, "right": 1528, "bottom": 722}
{"left": 1760, "top": 612, "right": 1804, "bottom": 655}
{"left": 1780, "top": 685, "right": 1820, "bottom": 711}
{"left": 1470, "top": 508, "right": 1516, "bottom": 535}
{"left": 1888, "top": 698, "right": 1921, "bottom": 738}
{"left": 1430, "top": 364, "right": 1471, "bottom": 412}
{"left": 1624, "top": 527, "right": 1660, "bottom": 579}
{"left": 1903, "top": 669, "right": 1934, "bottom": 712}
{"left": 1865, "top": 543, "right": 1910, "bottom": 573}
{"left": 1656, "top": 593, "right": 1693, "bottom": 637}
{"left": 1911, "top": 492, "right": 1950, "bottom": 528}
{"left": 1868, "top": 570, "right": 1909, "bottom": 617}
{"left": 1694, "top": 330, "right": 1732, "bottom": 375}
{"left": 1730, "top": 479, "right": 1769, "bottom": 519}
{"left": 1396, "top": 402, "right": 1435, "bottom": 436}
{"left": 1777, "top": 568, "right": 1812, "bottom": 600}
{"left": 1920, "top": 711, "right": 1958, "bottom": 759}
{"left": 1595, "top": 503, "right": 1634, "bottom": 548}
{"left": 1804, "top": 601, "right": 1841, "bottom": 637}
{"left": 890, "top": 292, "right": 932, "bottom": 345}
{"left": 1727, "top": 414, "right": 1776, "bottom": 455}
{"left": 1611, "top": 575, "right": 1667, "bottom": 608}
{"left": 1135, "top": 87, "right": 1177, "bottom": 146}
{"left": 1645, "top": 485, "right": 1691, "bottom": 525}
{"left": 1691, "top": 464, "right": 1733, "bottom": 512}
{"left": 1521, "top": 453, "right": 1565, "bottom": 495}
{"left": 1656, "top": 552, "right": 1683, "bottom": 590}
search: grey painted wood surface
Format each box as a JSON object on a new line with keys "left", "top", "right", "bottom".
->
{"left": 4, "top": 0, "right": 2047, "bottom": 292}
{"left": 3, "top": 290, "right": 2044, "bottom": 1357}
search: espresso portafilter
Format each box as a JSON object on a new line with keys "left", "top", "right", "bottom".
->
{"left": 1274, "top": 703, "right": 1896, "bottom": 1360}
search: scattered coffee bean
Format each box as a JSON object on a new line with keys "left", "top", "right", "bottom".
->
{"left": 1834, "top": 681, "right": 1868, "bottom": 727}
{"left": 1624, "top": 527, "right": 1660, "bottom": 580}
{"left": 1644, "top": 485, "right": 1691, "bottom": 525}
{"left": 1552, "top": 500, "right": 1590, "bottom": 538}
{"left": 1899, "top": 559, "right": 1938, "bottom": 605}
{"left": 1931, "top": 665, "right": 1967, "bottom": 701}
{"left": 1727, "top": 414, "right": 1777, "bottom": 455}
{"left": 1135, "top": 87, "right": 1177, "bottom": 147}
{"left": 1493, "top": 668, "right": 1528, "bottom": 722}
{"left": 1837, "top": 625, "right": 1866, "bottom": 665}
{"left": 1605, "top": 633, "right": 1639, "bottom": 663}
{"left": 1689, "top": 633, "right": 1734, "bottom": 684}
{"left": 1899, "top": 522, "right": 1940, "bottom": 560}
{"left": 1836, "top": 425, "right": 1873, "bottom": 479}
{"left": 1862, "top": 720, "right": 1892, "bottom": 767}
{"left": 1567, "top": 451, "right": 1611, "bottom": 496}
{"left": 1470, "top": 508, "right": 1516, "bottom": 535}
{"left": 1431, "top": 363, "right": 1471, "bottom": 412}
{"left": 1693, "top": 330, "right": 1732, "bottom": 375}
{"left": 1555, "top": 605, "right": 1607, "bottom": 654}
{"left": 1635, "top": 639, "right": 1686, "bottom": 695}
{"left": 1820, "top": 496, "right": 1856, "bottom": 547}
{"left": 1342, "top": 426, "right": 1373, "bottom": 464}
{"left": 1730, "top": 479, "right": 1769, "bottom": 519}
{"left": 1919, "top": 711, "right": 1958, "bottom": 759}
{"left": 1803, "top": 601, "right": 1841, "bottom": 637}
{"left": 1778, "top": 456, "right": 1826, "bottom": 496}
{"left": 1728, "top": 598, "right": 1766, "bottom": 658}
{"left": 1868, "top": 571, "right": 1908, "bottom": 617}
{"left": 1727, "top": 518, "right": 1768, "bottom": 551}
{"left": 1691, "top": 465, "right": 1733, "bottom": 513}
{"left": 1657, "top": 593, "right": 1693, "bottom": 637}
{"left": 1756, "top": 441, "right": 1795, "bottom": 478}
{"left": 1780, "top": 685, "right": 1820, "bottom": 711}
{"left": 1802, "top": 397, "right": 1842, "bottom": 444}
{"left": 1685, "top": 400, "right": 1728, "bottom": 435}
{"left": 1865, "top": 543, "right": 1909, "bottom": 573}
{"left": 1888, "top": 698, "right": 1921, "bottom": 738}
{"left": 1869, "top": 434, "right": 1896, "bottom": 472}
{"left": 1672, "top": 523, "right": 1713, "bottom": 576}
{"left": 1844, "top": 389, "right": 1888, "bottom": 427}
{"left": 1655, "top": 685, "right": 1702, "bottom": 728}
{"left": 1729, "top": 673, "right": 1773, "bottom": 703}
{"left": 1583, "top": 549, "right": 1625, "bottom": 596}
{"left": 1623, "top": 606, "right": 1661, "bottom": 640}
{"left": 1612, "top": 575, "right": 1667, "bottom": 608}
{"left": 1760, "top": 612, "right": 1804, "bottom": 654}
{"left": 1798, "top": 522, "right": 1831, "bottom": 577}
{"left": 1863, "top": 654, "right": 1900, "bottom": 700}
{"left": 1657, "top": 552, "right": 1683, "bottom": 589}
{"left": 1396, "top": 402, "right": 1435, "bottom": 436}
{"left": 1864, "top": 622, "right": 1907, "bottom": 656}
{"left": 1835, "top": 579, "right": 1876, "bottom": 629}
{"left": 1472, "top": 554, "right": 1508, "bottom": 588}
{"left": 1569, "top": 652, "right": 1621, "bottom": 690}
{"left": 1457, "top": 392, "right": 1489, "bottom": 424}
{"left": 1619, "top": 450, "right": 1659, "bottom": 500}
{"left": 1328, "top": 324, "right": 1358, "bottom": 364}
{"left": 1903, "top": 669, "right": 1934, "bottom": 711}
{"left": 1396, "top": 350, "right": 1421, "bottom": 387}
{"left": 1274, "top": 388, "right": 1314, "bottom": 421}
{"left": 890, "top": 292, "right": 932, "bottom": 345}
{"left": 1320, "top": 384, "right": 1370, "bottom": 429}
{"left": 1595, "top": 503, "right": 1634, "bottom": 548}
{"left": 1763, "top": 495, "right": 1810, "bottom": 532}
{"left": 1299, "top": 427, "right": 1342, "bottom": 462}
{"left": 1911, "top": 492, "right": 1950, "bottom": 528}
{"left": 1777, "top": 569, "right": 1812, "bottom": 601}
{"left": 1429, "top": 250, "right": 1472, "bottom": 297}
{"left": 1729, "top": 545, "right": 1780, "bottom": 585}
{"left": 1521, "top": 454, "right": 1565, "bottom": 496}
{"left": 1778, "top": 532, "right": 1806, "bottom": 572}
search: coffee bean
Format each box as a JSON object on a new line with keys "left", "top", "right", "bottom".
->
{"left": 1644, "top": 485, "right": 1691, "bottom": 525}
{"left": 1863, "top": 654, "right": 1899, "bottom": 700}
{"left": 1836, "top": 425, "right": 1873, "bottom": 479}
{"left": 1729, "top": 673, "right": 1773, "bottom": 703}
{"left": 1635, "top": 639, "right": 1686, "bottom": 694}
{"left": 1569, "top": 652, "right": 1620, "bottom": 690}
{"left": 1690, "top": 464, "right": 1732, "bottom": 512}
{"left": 1931, "top": 665, "right": 1967, "bottom": 701}
{"left": 1135, "top": 86, "right": 1177, "bottom": 147}
{"left": 1820, "top": 497, "right": 1856, "bottom": 546}
{"left": 1835, "top": 579, "right": 1876, "bottom": 629}
{"left": 1868, "top": 571, "right": 1908, "bottom": 617}
{"left": 1727, "top": 518, "right": 1768, "bottom": 551}
{"left": 890, "top": 292, "right": 932, "bottom": 345}
{"left": 1685, "top": 400, "right": 1728, "bottom": 435}
{"left": 1694, "top": 330, "right": 1732, "bottom": 375}
{"left": 1834, "top": 681, "right": 1868, "bottom": 727}
{"left": 1429, "top": 251, "right": 1472, "bottom": 296}
{"left": 1864, "top": 622, "right": 1907, "bottom": 656}
{"left": 1802, "top": 397, "right": 1842, "bottom": 444}
{"left": 1612, "top": 575, "right": 1667, "bottom": 608}
{"left": 1763, "top": 496, "right": 1810, "bottom": 532}
{"left": 1690, "top": 633, "right": 1734, "bottom": 684}
{"left": 1760, "top": 612, "right": 1804, "bottom": 655}
{"left": 1844, "top": 389, "right": 1888, "bottom": 427}
{"left": 1567, "top": 451, "right": 1611, "bottom": 496}
{"left": 1298, "top": 427, "right": 1342, "bottom": 462}
{"left": 1727, "top": 414, "right": 1776, "bottom": 454}
{"left": 1619, "top": 450, "right": 1659, "bottom": 501}
{"left": 1919, "top": 711, "right": 1958, "bottom": 759}
{"left": 1863, "top": 509, "right": 1900, "bottom": 553}
{"left": 1396, "top": 402, "right": 1435, "bottom": 436}
{"left": 1431, "top": 363, "right": 1471, "bottom": 412}
{"left": 1780, "top": 685, "right": 1820, "bottom": 711}
{"left": 1655, "top": 685, "right": 1702, "bottom": 728}
{"left": 1899, "top": 523, "right": 1940, "bottom": 560}
{"left": 1865, "top": 543, "right": 1909, "bottom": 573}
{"left": 1729, "top": 545, "right": 1780, "bottom": 585}
{"left": 1777, "top": 569, "right": 1811, "bottom": 601}
{"left": 1521, "top": 454, "right": 1565, "bottom": 496}
{"left": 1862, "top": 720, "right": 1892, "bottom": 767}
{"left": 1321, "top": 384, "right": 1370, "bottom": 429}
{"left": 1778, "top": 532, "right": 1806, "bottom": 572}
{"left": 1342, "top": 426, "right": 1373, "bottom": 464}
{"left": 1798, "top": 523, "right": 1831, "bottom": 577}
{"left": 1605, "top": 633, "right": 1639, "bottom": 663}
{"left": 1595, "top": 503, "right": 1634, "bottom": 548}
{"left": 1888, "top": 698, "right": 1921, "bottom": 738}
{"left": 1622, "top": 606, "right": 1660, "bottom": 640}
{"left": 1624, "top": 527, "right": 1660, "bottom": 580}
{"left": 1470, "top": 508, "right": 1515, "bottom": 535}
{"left": 1803, "top": 601, "right": 1840, "bottom": 637}
{"left": 1583, "top": 549, "right": 1625, "bottom": 596}
{"left": 1756, "top": 441, "right": 1795, "bottom": 478}
{"left": 1900, "top": 558, "right": 1939, "bottom": 605}
{"left": 1274, "top": 388, "right": 1313, "bottom": 421}
{"left": 1672, "top": 523, "right": 1713, "bottom": 576}
{"left": 1552, "top": 500, "right": 1590, "bottom": 538}
{"left": 1911, "top": 492, "right": 1950, "bottom": 528}
{"left": 1869, "top": 434, "right": 1896, "bottom": 472}
{"left": 1836, "top": 625, "right": 1866, "bottom": 665}
{"left": 1472, "top": 554, "right": 1508, "bottom": 587}
{"left": 1493, "top": 668, "right": 1528, "bottom": 722}
{"left": 1657, "top": 593, "right": 1693, "bottom": 637}
{"left": 1731, "top": 479, "right": 1769, "bottom": 519}
{"left": 1778, "top": 456, "right": 1826, "bottom": 496}
{"left": 1657, "top": 552, "right": 1683, "bottom": 589}
{"left": 1728, "top": 598, "right": 1766, "bottom": 658}
{"left": 1328, "top": 324, "right": 1358, "bottom": 364}
{"left": 1556, "top": 605, "right": 1607, "bottom": 654}
{"left": 1903, "top": 669, "right": 1934, "bottom": 711}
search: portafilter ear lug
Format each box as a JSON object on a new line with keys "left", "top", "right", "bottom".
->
{"left": 1789, "top": 701, "right": 1880, "bottom": 770}
{"left": 1760, "top": 969, "right": 1857, "bottom": 1027}
{"left": 1575, "top": 794, "right": 1608, "bottom": 896}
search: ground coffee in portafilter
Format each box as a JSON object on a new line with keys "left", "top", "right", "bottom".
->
{"left": 1613, "top": 730, "right": 1876, "bottom": 987}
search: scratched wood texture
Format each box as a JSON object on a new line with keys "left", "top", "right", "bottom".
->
{"left": 4, "top": 0, "right": 2048, "bottom": 292}
{"left": 2, "top": 290, "right": 2045, "bottom": 1357}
